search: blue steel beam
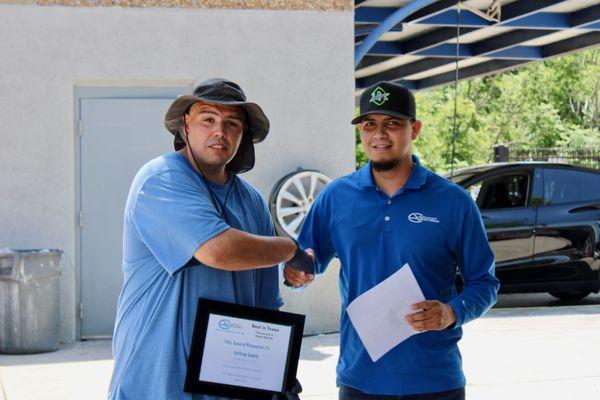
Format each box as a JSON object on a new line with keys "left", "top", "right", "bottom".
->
{"left": 355, "top": 0, "right": 600, "bottom": 82}
{"left": 413, "top": 31, "right": 600, "bottom": 90}
{"left": 367, "top": 41, "right": 405, "bottom": 56}
{"left": 503, "top": 12, "right": 570, "bottom": 29}
{"left": 356, "top": 44, "right": 543, "bottom": 90}
{"left": 406, "top": 9, "right": 600, "bottom": 31}
{"left": 357, "top": 58, "right": 458, "bottom": 89}
{"left": 355, "top": 0, "right": 573, "bottom": 66}
{"left": 362, "top": 29, "right": 554, "bottom": 59}
{"left": 501, "top": 0, "right": 567, "bottom": 21}
{"left": 355, "top": 7, "right": 397, "bottom": 24}
{"left": 355, "top": 24, "right": 403, "bottom": 38}
{"left": 416, "top": 59, "right": 531, "bottom": 90}
{"left": 405, "top": 0, "right": 458, "bottom": 23}
{"left": 471, "top": 29, "right": 551, "bottom": 55}
{"left": 541, "top": 31, "right": 600, "bottom": 58}
{"left": 570, "top": 3, "right": 600, "bottom": 28}
{"left": 484, "top": 46, "right": 543, "bottom": 60}
{"left": 355, "top": 0, "right": 440, "bottom": 66}
{"left": 413, "top": 9, "right": 492, "bottom": 28}
{"left": 416, "top": 44, "right": 542, "bottom": 60}
{"left": 356, "top": 26, "right": 478, "bottom": 70}
{"left": 585, "top": 22, "right": 600, "bottom": 30}
{"left": 360, "top": 7, "right": 598, "bottom": 31}
{"left": 356, "top": 56, "right": 397, "bottom": 71}
{"left": 356, "top": 6, "right": 497, "bottom": 28}
{"left": 355, "top": 25, "right": 376, "bottom": 36}
{"left": 356, "top": 29, "right": 563, "bottom": 85}
{"left": 356, "top": 0, "right": 568, "bottom": 24}
{"left": 414, "top": 44, "right": 473, "bottom": 58}
{"left": 356, "top": 28, "right": 547, "bottom": 73}
{"left": 401, "top": 26, "right": 477, "bottom": 54}
{"left": 368, "top": 43, "right": 545, "bottom": 60}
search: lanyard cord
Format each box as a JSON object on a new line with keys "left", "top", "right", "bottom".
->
{"left": 181, "top": 127, "right": 241, "bottom": 305}
{"left": 201, "top": 172, "right": 236, "bottom": 224}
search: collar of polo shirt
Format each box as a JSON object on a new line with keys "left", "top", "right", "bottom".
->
{"left": 357, "top": 154, "right": 429, "bottom": 192}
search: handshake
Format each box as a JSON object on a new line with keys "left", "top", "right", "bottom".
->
{"left": 284, "top": 240, "right": 316, "bottom": 288}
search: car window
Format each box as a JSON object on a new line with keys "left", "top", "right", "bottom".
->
{"left": 543, "top": 168, "right": 600, "bottom": 205}
{"left": 467, "top": 173, "right": 530, "bottom": 210}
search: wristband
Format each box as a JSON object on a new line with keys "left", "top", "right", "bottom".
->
{"left": 285, "top": 238, "right": 314, "bottom": 274}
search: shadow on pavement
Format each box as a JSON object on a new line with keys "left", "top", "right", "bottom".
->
{"left": 300, "top": 332, "right": 339, "bottom": 361}
{"left": 485, "top": 292, "right": 600, "bottom": 318}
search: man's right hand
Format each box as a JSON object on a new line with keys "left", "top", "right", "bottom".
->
{"left": 284, "top": 249, "right": 315, "bottom": 288}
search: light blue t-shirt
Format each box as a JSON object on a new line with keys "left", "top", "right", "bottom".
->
{"left": 108, "top": 152, "right": 283, "bottom": 400}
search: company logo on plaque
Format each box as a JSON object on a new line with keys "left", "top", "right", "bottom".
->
{"left": 218, "top": 319, "right": 230, "bottom": 330}
{"left": 217, "top": 318, "right": 243, "bottom": 333}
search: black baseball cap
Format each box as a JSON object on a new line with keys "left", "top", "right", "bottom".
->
{"left": 351, "top": 81, "right": 416, "bottom": 124}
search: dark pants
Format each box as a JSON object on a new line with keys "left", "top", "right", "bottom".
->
{"left": 339, "top": 385, "right": 465, "bottom": 400}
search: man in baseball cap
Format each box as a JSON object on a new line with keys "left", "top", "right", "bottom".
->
{"left": 109, "top": 78, "right": 311, "bottom": 400}
{"left": 285, "top": 81, "right": 498, "bottom": 400}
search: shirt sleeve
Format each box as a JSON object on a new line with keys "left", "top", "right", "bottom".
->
{"left": 448, "top": 195, "right": 500, "bottom": 328}
{"left": 131, "top": 170, "right": 230, "bottom": 275}
{"left": 296, "top": 189, "right": 335, "bottom": 275}
{"left": 256, "top": 196, "right": 284, "bottom": 310}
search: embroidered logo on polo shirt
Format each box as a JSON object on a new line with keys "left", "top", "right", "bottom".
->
{"left": 408, "top": 213, "right": 440, "bottom": 224}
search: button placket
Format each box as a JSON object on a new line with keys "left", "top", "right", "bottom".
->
{"left": 383, "top": 196, "right": 394, "bottom": 232}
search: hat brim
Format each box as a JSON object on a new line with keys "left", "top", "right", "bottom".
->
{"left": 164, "top": 95, "right": 270, "bottom": 143}
{"left": 351, "top": 110, "right": 414, "bottom": 125}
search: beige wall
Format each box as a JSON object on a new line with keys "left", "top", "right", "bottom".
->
{"left": 0, "top": 4, "right": 354, "bottom": 340}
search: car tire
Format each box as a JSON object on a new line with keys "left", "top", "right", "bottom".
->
{"left": 549, "top": 291, "right": 591, "bottom": 301}
{"left": 269, "top": 170, "right": 332, "bottom": 238}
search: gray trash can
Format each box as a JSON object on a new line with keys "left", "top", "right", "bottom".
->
{"left": 0, "top": 249, "right": 62, "bottom": 354}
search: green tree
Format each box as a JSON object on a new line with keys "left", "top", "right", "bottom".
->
{"left": 355, "top": 48, "right": 600, "bottom": 173}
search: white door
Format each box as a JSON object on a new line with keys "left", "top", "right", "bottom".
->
{"left": 79, "top": 94, "right": 180, "bottom": 338}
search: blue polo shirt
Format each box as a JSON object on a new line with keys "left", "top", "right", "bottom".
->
{"left": 297, "top": 155, "right": 499, "bottom": 395}
{"left": 109, "top": 151, "right": 283, "bottom": 400}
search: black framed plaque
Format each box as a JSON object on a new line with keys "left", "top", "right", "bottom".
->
{"left": 184, "top": 298, "right": 305, "bottom": 400}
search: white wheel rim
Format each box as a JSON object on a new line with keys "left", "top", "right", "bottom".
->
{"left": 274, "top": 171, "right": 332, "bottom": 238}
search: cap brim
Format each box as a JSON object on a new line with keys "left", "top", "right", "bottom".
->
{"left": 164, "top": 95, "right": 270, "bottom": 143}
{"left": 351, "top": 110, "right": 414, "bottom": 125}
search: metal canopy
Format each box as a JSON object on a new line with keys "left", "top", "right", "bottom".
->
{"left": 355, "top": 0, "right": 600, "bottom": 92}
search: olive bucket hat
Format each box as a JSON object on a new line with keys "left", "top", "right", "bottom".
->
{"left": 164, "top": 78, "right": 270, "bottom": 174}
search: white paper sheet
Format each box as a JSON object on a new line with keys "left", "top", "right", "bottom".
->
{"left": 346, "top": 263, "right": 425, "bottom": 362}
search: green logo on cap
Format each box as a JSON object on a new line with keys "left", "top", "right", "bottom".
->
{"left": 369, "top": 87, "right": 390, "bottom": 106}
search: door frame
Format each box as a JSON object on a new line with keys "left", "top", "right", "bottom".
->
{"left": 74, "top": 85, "right": 191, "bottom": 339}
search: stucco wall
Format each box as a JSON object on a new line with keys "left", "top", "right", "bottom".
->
{"left": 0, "top": 4, "right": 355, "bottom": 340}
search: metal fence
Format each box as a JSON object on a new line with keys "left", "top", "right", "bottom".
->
{"left": 494, "top": 145, "right": 600, "bottom": 169}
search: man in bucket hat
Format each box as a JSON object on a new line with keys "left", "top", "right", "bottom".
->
{"left": 109, "top": 78, "right": 312, "bottom": 400}
{"left": 285, "top": 81, "right": 499, "bottom": 400}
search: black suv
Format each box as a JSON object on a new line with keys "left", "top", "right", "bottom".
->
{"left": 449, "top": 162, "right": 600, "bottom": 300}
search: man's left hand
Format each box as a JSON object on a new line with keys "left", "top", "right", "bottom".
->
{"left": 405, "top": 300, "right": 456, "bottom": 331}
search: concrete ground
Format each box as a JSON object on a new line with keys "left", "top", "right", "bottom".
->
{"left": 2, "top": 293, "right": 600, "bottom": 400}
